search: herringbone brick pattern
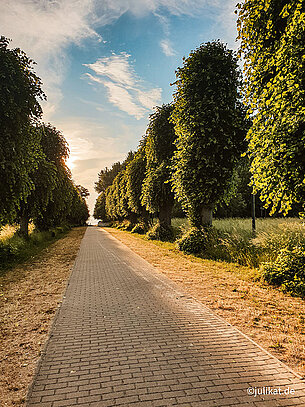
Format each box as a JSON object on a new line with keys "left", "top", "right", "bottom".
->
{"left": 26, "top": 227, "right": 305, "bottom": 406}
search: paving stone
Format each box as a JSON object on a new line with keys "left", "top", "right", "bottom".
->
{"left": 26, "top": 227, "right": 305, "bottom": 406}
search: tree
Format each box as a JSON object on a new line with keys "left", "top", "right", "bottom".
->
{"left": 124, "top": 139, "right": 151, "bottom": 226}
{"left": 17, "top": 124, "right": 70, "bottom": 236}
{"left": 171, "top": 41, "right": 248, "bottom": 228}
{"left": 141, "top": 104, "right": 176, "bottom": 229}
{"left": 76, "top": 185, "right": 90, "bottom": 199}
{"left": 98, "top": 152, "right": 136, "bottom": 223}
{"left": 66, "top": 186, "right": 90, "bottom": 226}
{"left": 93, "top": 192, "right": 108, "bottom": 221}
{"left": 95, "top": 162, "right": 123, "bottom": 193}
{"left": 95, "top": 151, "right": 134, "bottom": 194}
{"left": 237, "top": 0, "right": 305, "bottom": 215}
{"left": 0, "top": 36, "right": 46, "bottom": 224}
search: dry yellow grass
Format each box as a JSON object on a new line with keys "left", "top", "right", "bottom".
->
{"left": 106, "top": 227, "right": 305, "bottom": 377}
{"left": 0, "top": 225, "right": 18, "bottom": 242}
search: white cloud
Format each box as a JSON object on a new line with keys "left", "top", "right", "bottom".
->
{"left": 0, "top": 0, "right": 101, "bottom": 121}
{"left": 103, "top": 82, "right": 147, "bottom": 120}
{"left": 160, "top": 39, "right": 176, "bottom": 57}
{"left": 85, "top": 53, "right": 136, "bottom": 87}
{"left": 85, "top": 53, "right": 162, "bottom": 119}
{"left": 137, "top": 89, "right": 163, "bottom": 110}
{"left": 0, "top": 0, "right": 238, "bottom": 120}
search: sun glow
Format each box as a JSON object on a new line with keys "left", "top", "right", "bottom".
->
{"left": 66, "top": 155, "right": 76, "bottom": 171}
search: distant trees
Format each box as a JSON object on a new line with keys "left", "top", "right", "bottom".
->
{"left": 237, "top": 0, "right": 305, "bottom": 215}
{"left": 94, "top": 41, "right": 249, "bottom": 238}
{"left": 0, "top": 37, "right": 89, "bottom": 234}
{"left": 94, "top": 104, "right": 178, "bottom": 237}
{"left": 171, "top": 41, "right": 248, "bottom": 228}
{"left": 141, "top": 104, "right": 176, "bottom": 231}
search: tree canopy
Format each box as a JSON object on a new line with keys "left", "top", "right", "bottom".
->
{"left": 141, "top": 103, "right": 176, "bottom": 227}
{"left": 237, "top": 0, "right": 305, "bottom": 215}
{"left": 0, "top": 36, "right": 46, "bottom": 224}
{"left": 171, "top": 41, "right": 248, "bottom": 227}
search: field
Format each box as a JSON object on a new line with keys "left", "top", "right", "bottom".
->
{"left": 172, "top": 217, "right": 305, "bottom": 268}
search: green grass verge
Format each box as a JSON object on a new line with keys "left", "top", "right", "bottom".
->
{"left": 0, "top": 225, "right": 70, "bottom": 274}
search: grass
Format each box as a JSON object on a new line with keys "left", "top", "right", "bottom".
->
{"left": 171, "top": 217, "right": 305, "bottom": 268}
{"left": 0, "top": 224, "right": 70, "bottom": 272}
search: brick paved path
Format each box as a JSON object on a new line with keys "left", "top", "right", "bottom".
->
{"left": 27, "top": 227, "right": 305, "bottom": 407}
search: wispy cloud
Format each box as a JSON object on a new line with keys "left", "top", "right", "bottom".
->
{"left": 160, "top": 39, "right": 176, "bottom": 56}
{"left": 84, "top": 53, "right": 162, "bottom": 120}
{"left": 0, "top": 0, "right": 101, "bottom": 120}
{"left": 0, "top": 0, "right": 238, "bottom": 119}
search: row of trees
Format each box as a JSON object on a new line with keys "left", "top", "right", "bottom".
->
{"left": 94, "top": 41, "right": 250, "bottom": 236}
{"left": 95, "top": 0, "right": 305, "bottom": 233}
{"left": 0, "top": 36, "right": 89, "bottom": 236}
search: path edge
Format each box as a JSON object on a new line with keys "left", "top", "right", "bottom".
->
{"left": 25, "top": 227, "right": 88, "bottom": 406}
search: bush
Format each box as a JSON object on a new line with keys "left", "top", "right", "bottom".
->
{"left": 261, "top": 245, "right": 305, "bottom": 297}
{"left": 219, "top": 231, "right": 261, "bottom": 268}
{"left": 116, "top": 220, "right": 133, "bottom": 231}
{"left": 176, "top": 227, "right": 207, "bottom": 254}
{"left": 131, "top": 222, "right": 148, "bottom": 234}
{"left": 0, "top": 241, "right": 18, "bottom": 262}
{"left": 147, "top": 222, "right": 174, "bottom": 242}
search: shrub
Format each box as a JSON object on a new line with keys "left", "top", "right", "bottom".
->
{"left": 0, "top": 241, "right": 18, "bottom": 262}
{"left": 219, "top": 231, "right": 261, "bottom": 268}
{"left": 260, "top": 245, "right": 305, "bottom": 297}
{"left": 176, "top": 227, "right": 207, "bottom": 254}
{"left": 131, "top": 222, "right": 148, "bottom": 234}
{"left": 116, "top": 220, "right": 133, "bottom": 231}
{"left": 147, "top": 222, "right": 174, "bottom": 242}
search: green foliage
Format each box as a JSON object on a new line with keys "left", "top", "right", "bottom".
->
{"left": 104, "top": 152, "right": 138, "bottom": 222}
{"left": 0, "top": 241, "right": 18, "bottom": 263}
{"left": 131, "top": 222, "right": 148, "bottom": 234}
{"left": 261, "top": 246, "right": 305, "bottom": 297}
{"left": 173, "top": 217, "right": 305, "bottom": 269}
{"left": 176, "top": 227, "right": 208, "bottom": 254}
{"left": 0, "top": 37, "right": 46, "bottom": 224}
{"left": 237, "top": 0, "right": 305, "bottom": 215}
{"left": 0, "top": 225, "right": 69, "bottom": 271}
{"left": 93, "top": 191, "right": 108, "bottom": 221}
{"left": 95, "top": 162, "right": 124, "bottom": 193}
{"left": 141, "top": 104, "right": 176, "bottom": 224}
{"left": 0, "top": 39, "right": 89, "bottom": 232}
{"left": 17, "top": 124, "right": 71, "bottom": 234}
{"left": 146, "top": 222, "right": 174, "bottom": 242}
{"left": 125, "top": 145, "right": 147, "bottom": 215}
{"left": 95, "top": 151, "right": 134, "bottom": 193}
{"left": 171, "top": 41, "right": 248, "bottom": 227}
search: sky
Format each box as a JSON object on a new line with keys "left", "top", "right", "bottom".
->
{"left": 0, "top": 0, "right": 239, "bottom": 221}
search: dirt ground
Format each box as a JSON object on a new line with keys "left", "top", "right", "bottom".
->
{"left": 0, "top": 227, "right": 86, "bottom": 407}
{"left": 106, "top": 227, "right": 305, "bottom": 377}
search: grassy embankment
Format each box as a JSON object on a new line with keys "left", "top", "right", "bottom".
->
{"left": 0, "top": 224, "right": 70, "bottom": 272}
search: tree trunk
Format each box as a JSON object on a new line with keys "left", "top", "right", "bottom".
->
{"left": 201, "top": 205, "right": 213, "bottom": 227}
{"left": 19, "top": 210, "right": 29, "bottom": 238}
{"left": 159, "top": 203, "right": 172, "bottom": 227}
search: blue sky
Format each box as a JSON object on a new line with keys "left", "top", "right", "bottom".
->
{"left": 0, "top": 0, "right": 239, "bottom": 218}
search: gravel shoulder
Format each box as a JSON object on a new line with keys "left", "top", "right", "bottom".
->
{"left": 0, "top": 227, "right": 86, "bottom": 407}
{"left": 106, "top": 227, "right": 305, "bottom": 377}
